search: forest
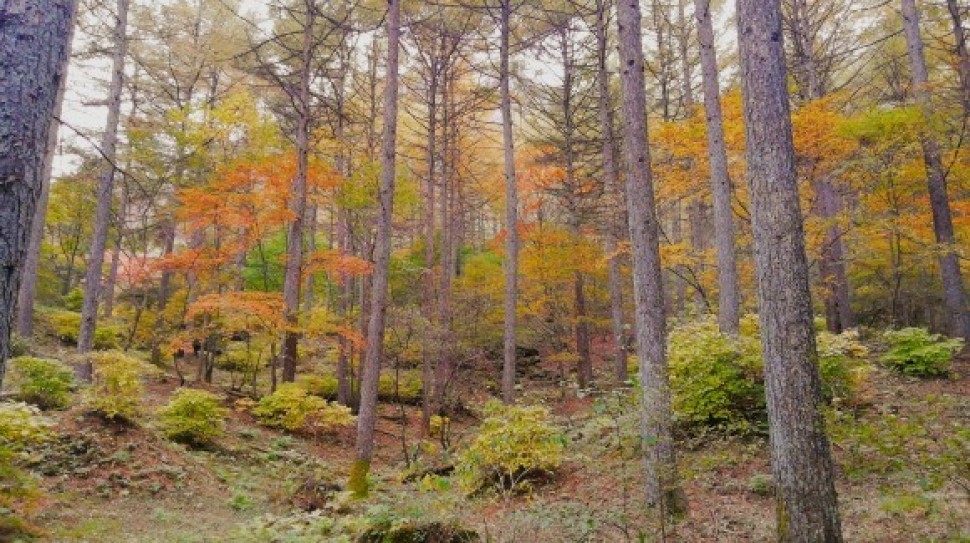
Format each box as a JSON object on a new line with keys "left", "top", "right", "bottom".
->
{"left": 0, "top": 0, "right": 968, "bottom": 541}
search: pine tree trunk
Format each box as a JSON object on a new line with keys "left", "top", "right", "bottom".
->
{"left": 77, "top": 0, "right": 129, "bottom": 368}
{"left": 0, "top": 0, "right": 77, "bottom": 388}
{"left": 594, "top": 0, "right": 629, "bottom": 382}
{"left": 695, "top": 0, "right": 740, "bottom": 336}
{"left": 281, "top": 2, "right": 316, "bottom": 383}
{"left": 615, "top": 0, "right": 687, "bottom": 517}
{"left": 901, "top": 0, "right": 970, "bottom": 340}
{"left": 736, "top": 1, "right": 844, "bottom": 540}
{"left": 15, "top": 7, "right": 76, "bottom": 339}
{"left": 350, "top": 0, "right": 400, "bottom": 497}
{"left": 500, "top": 0, "right": 519, "bottom": 405}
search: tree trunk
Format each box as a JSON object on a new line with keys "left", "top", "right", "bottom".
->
{"left": 901, "top": 0, "right": 970, "bottom": 340}
{"left": 0, "top": 0, "right": 77, "bottom": 388}
{"left": 350, "top": 0, "right": 400, "bottom": 497}
{"left": 78, "top": 0, "right": 129, "bottom": 369}
{"left": 947, "top": 0, "right": 970, "bottom": 117}
{"left": 500, "top": 0, "right": 519, "bottom": 405}
{"left": 615, "top": 0, "right": 687, "bottom": 518}
{"left": 15, "top": 7, "right": 76, "bottom": 339}
{"left": 595, "top": 0, "right": 629, "bottom": 382}
{"left": 695, "top": 0, "right": 741, "bottom": 336}
{"left": 280, "top": 2, "right": 316, "bottom": 383}
{"left": 422, "top": 61, "right": 439, "bottom": 431}
{"left": 736, "top": 1, "right": 844, "bottom": 540}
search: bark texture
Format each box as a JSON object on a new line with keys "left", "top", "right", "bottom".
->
{"left": 15, "top": 6, "right": 75, "bottom": 338}
{"left": 77, "top": 0, "right": 129, "bottom": 363}
{"left": 615, "top": 0, "right": 686, "bottom": 517}
{"left": 0, "top": 0, "right": 77, "bottom": 387}
{"left": 901, "top": 0, "right": 970, "bottom": 340}
{"left": 736, "top": 1, "right": 844, "bottom": 540}
{"left": 947, "top": 0, "right": 970, "bottom": 117}
{"left": 351, "top": 0, "right": 400, "bottom": 496}
{"left": 694, "top": 0, "right": 740, "bottom": 336}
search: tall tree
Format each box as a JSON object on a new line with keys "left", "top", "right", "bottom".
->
{"left": 77, "top": 0, "right": 130, "bottom": 366}
{"left": 736, "top": 0, "right": 843, "bottom": 540}
{"left": 0, "top": 0, "right": 77, "bottom": 387}
{"left": 350, "top": 0, "right": 400, "bottom": 497}
{"left": 694, "top": 0, "right": 740, "bottom": 335}
{"left": 15, "top": 6, "right": 77, "bottom": 339}
{"left": 615, "top": 0, "right": 686, "bottom": 518}
{"left": 499, "top": 0, "right": 520, "bottom": 404}
{"left": 593, "top": 0, "right": 629, "bottom": 381}
{"left": 900, "top": 0, "right": 970, "bottom": 341}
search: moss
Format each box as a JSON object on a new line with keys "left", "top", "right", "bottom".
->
{"left": 348, "top": 458, "right": 371, "bottom": 498}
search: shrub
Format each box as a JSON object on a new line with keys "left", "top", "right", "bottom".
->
{"left": 456, "top": 401, "right": 565, "bottom": 494}
{"left": 667, "top": 318, "right": 764, "bottom": 430}
{"left": 157, "top": 389, "right": 228, "bottom": 446}
{"left": 881, "top": 328, "right": 964, "bottom": 377}
{"left": 84, "top": 351, "right": 153, "bottom": 422}
{"left": 299, "top": 370, "right": 423, "bottom": 404}
{"left": 9, "top": 334, "right": 30, "bottom": 358}
{"left": 0, "top": 402, "right": 53, "bottom": 540}
{"left": 816, "top": 330, "right": 873, "bottom": 404}
{"left": 47, "top": 310, "right": 119, "bottom": 349}
{"left": 252, "top": 384, "right": 355, "bottom": 434}
{"left": 7, "top": 357, "right": 74, "bottom": 409}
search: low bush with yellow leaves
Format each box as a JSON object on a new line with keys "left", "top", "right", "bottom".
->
{"left": 0, "top": 402, "right": 54, "bottom": 539}
{"left": 252, "top": 384, "right": 355, "bottom": 434}
{"left": 157, "top": 389, "right": 228, "bottom": 446}
{"left": 84, "top": 351, "right": 157, "bottom": 422}
{"left": 7, "top": 357, "right": 74, "bottom": 410}
{"left": 455, "top": 401, "right": 565, "bottom": 494}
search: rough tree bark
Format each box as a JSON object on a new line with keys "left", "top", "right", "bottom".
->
{"left": 0, "top": 0, "right": 77, "bottom": 388}
{"left": 350, "top": 0, "right": 400, "bottom": 497}
{"left": 736, "top": 0, "right": 844, "bottom": 540}
{"left": 500, "top": 0, "right": 519, "bottom": 404}
{"left": 77, "top": 0, "right": 130, "bottom": 369}
{"left": 615, "top": 0, "right": 687, "bottom": 518}
{"left": 901, "top": 0, "right": 970, "bottom": 341}
{"left": 15, "top": 6, "right": 76, "bottom": 339}
{"left": 280, "top": 0, "right": 317, "bottom": 383}
{"left": 694, "top": 0, "right": 740, "bottom": 335}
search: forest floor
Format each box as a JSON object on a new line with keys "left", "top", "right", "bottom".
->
{"left": 16, "top": 344, "right": 970, "bottom": 542}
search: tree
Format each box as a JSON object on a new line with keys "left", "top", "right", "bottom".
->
{"left": 77, "top": 0, "right": 130, "bottom": 369}
{"left": 900, "top": 0, "right": 970, "bottom": 341}
{"left": 350, "top": 0, "right": 401, "bottom": 497}
{"left": 736, "top": 0, "right": 843, "bottom": 540}
{"left": 15, "top": 5, "right": 78, "bottom": 339}
{"left": 499, "top": 0, "right": 519, "bottom": 404}
{"left": 0, "top": 0, "right": 77, "bottom": 388}
{"left": 694, "top": 0, "right": 740, "bottom": 335}
{"left": 615, "top": 0, "right": 686, "bottom": 518}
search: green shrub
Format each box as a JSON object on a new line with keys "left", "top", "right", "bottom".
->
{"left": 252, "top": 384, "right": 355, "bottom": 434}
{"left": 9, "top": 334, "right": 30, "bottom": 358}
{"left": 84, "top": 351, "right": 153, "bottom": 422}
{"left": 299, "top": 370, "right": 423, "bottom": 404}
{"left": 157, "top": 389, "right": 228, "bottom": 446}
{"left": 7, "top": 357, "right": 74, "bottom": 409}
{"left": 881, "top": 328, "right": 963, "bottom": 377}
{"left": 667, "top": 318, "right": 765, "bottom": 430}
{"left": 47, "top": 310, "right": 119, "bottom": 349}
{"left": 50, "top": 310, "right": 81, "bottom": 344}
{"left": 456, "top": 401, "right": 565, "bottom": 494}
{"left": 816, "top": 330, "right": 873, "bottom": 405}
{"left": 0, "top": 402, "right": 53, "bottom": 540}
